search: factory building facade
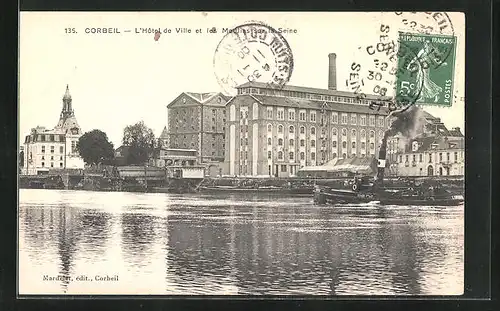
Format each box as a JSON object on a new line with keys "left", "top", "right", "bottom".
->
{"left": 224, "top": 53, "right": 395, "bottom": 177}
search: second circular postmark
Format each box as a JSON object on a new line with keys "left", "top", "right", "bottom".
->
{"left": 213, "top": 21, "right": 294, "bottom": 95}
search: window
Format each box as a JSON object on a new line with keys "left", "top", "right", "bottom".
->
{"left": 41, "top": 135, "right": 46, "bottom": 142}
{"left": 399, "top": 155, "right": 403, "bottom": 163}
{"left": 351, "top": 114, "right": 357, "bottom": 125}
{"left": 278, "top": 151, "right": 283, "bottom": 160}
{"left": 332, "top": 141, "right": 337, "bottom": 148}
{"left": 369, "top": 116, "right": 375, "bottom": 126}
{"left": 341, "top": 114, "right": 348, "bottom": 124}
{"left": 342, "top": 141, "right": 347, "bottom": 148}
{"left": 351, "top": 129, "right": 356, "bottom": 137}
{"left": 342, "top": 153, "right": 346, "bottom": 159}
{"left": 289, "top": 152, "right": 294, "bottom": 160}
{"left": 361, "top": 130, "right": 366, "bottom": 138}
{"left": 50, "top": 156, "right": 54, "bottom": 160}
{"left": 311, "top": 140, "right": 316, "bottom": 147}
{"left": 447, "top": 152, "right": 450, "bottom": 162}
{"left": 300, "top": 126, "right": 305, "bottom": 134}
{"left": 332, "top": 128, "right": 337, "bottom": 136}
{"left": 332, "top": 153, "right": 337, "bottom": 158}
{"left": 59, "top": 163, "right": 63, "bottom": 168}
{"left": 378, "top": 116, "right": 385, "bottom": 127}
{"left": 370, "top": 142, "right": 375, "bottom": 150}
{"left": 321, "top": 152, "right": 326, "bottom": 160}
{"left": 268, "top": 138, "right": 272, "bottom": 145}
{"left": 370, "top": 131, "right": 375, "bottom": 138}
{"left": 268, "top": 151, "right": 272, "bottom": 159}
{"left": 352, "top": 142, "right": 356, "bottom": 149}
{"left": 332, "top": 112, "right": 338, "bottom": 123}
{"left": 342, "top": 128, "right": 347, "bottom": 136}
{"left": 41, "top": 162, "right": 45, "bottom": 167}
{"left": 311, "top": 152, "right": 316, "bottom": 160}
{"left": 310, "top": 112, "right": 316, "bottom": 122}
{"left": 281, "top": 165, "right": 287, "bottom": 172}
{"left": 278, "top": 125, "right": 283, "bottom": 133}
{"left": 413, "top": 154, "right": 416, "bottom": 162}
{"left": 41, "top": 146, "right": 45, "bottom": 153}
{"left": 50, "top": 162, "right": 54, "bottom": 168}
{"left": 289, "top": 139, "right": 294, "bottom": 146}
{"left": 439, "top": 153, "right": 443, "bottom": 162}
{"left": 240, "top": 111, "right": 244, "bottom": 119}
{"left": 360, "top": 115, "right": 366, "bottom": 126}
{"left": 428, "top": 153, "right": 433, "bottom": 163}
{"left": 41, "top": 156, "right": 45, "bottom": 160}
{"left": 454, "top": 152, "right": 458, "bottom": 163}
{"left": 278, "top": 138, "right": 283, "bottom": 146}
{"left": 267, "top": 124, "right": 272, "bottom": 132}
{"left": 361, "top": 142, "right": 366, "bottom": 149}
{"left": 405, "top": 155, "right": 409, "bottom": 162}
{"left": 277, "top": 109, "right": 284, "bottom": 120}
{"left": 267, "top": 107, "right": 273, "bottom": 119}
{"left": 288, "top": 110, "right": 295, "bottom": 121}
{"left": 245, "top": 111, "right": 248, "bottom": 118}
{"left": 300, "top": 152, "right": 305, "bottom": 160}
{"left": 299, "top": 111, "right": 306, "bottom": 121}
{"left": 71, "top": 141, "right": 76, "bottom": 153}
{"left": 59, "top": 146, "right": 64, "bottom": 153}
{"left": 300, "top": 139, "right": 305, "bottom": 147}
{"left": 311, "top": 127, "right": 316, "bottom": 135}
{"left": 289, "top": 125, "right": 294, "bottom": 133}
{"left": 419, "top": 154, "right": 423, "bottom": 162}
{"left": 49, "top": 134, "right": 54, "bottom": 141}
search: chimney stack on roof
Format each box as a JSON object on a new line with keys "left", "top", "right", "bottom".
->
{"left": 328, "top": 53, "right": 337, "bottom": 91}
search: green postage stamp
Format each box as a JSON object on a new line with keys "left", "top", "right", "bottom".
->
{"left": 396, "top": 32, "right": 457, "bottom": 107}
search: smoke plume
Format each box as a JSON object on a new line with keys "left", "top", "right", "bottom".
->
{"left": 376, "top": 105, "right": 425, "bottom": 181}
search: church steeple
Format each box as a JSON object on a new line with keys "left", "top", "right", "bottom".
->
{"left": 61, "top": 84, "right": 73, "bottom": 117}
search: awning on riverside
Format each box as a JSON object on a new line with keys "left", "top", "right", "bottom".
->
{"left": 298, "top": 156, "right": 377, "bottom": 176}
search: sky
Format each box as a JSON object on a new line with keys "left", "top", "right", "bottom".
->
{"left": 19, "top": 12, "right": 465, "bottom": 148}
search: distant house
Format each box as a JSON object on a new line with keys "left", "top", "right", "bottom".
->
{"left": 389, "top": 135, "right": 464, "bottom": 177}
{"left": 114, "top": 145, "right": 130, "bottom": 166}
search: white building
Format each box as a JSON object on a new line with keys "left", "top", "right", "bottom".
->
{"left": 22, "top": 85, "right": 85, "bottom": 175}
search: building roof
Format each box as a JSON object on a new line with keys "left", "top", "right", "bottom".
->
{"left": 299, "top": 156, "right": 377, "bottom": 175}
{"left": 159, "top": 126, "right": 169, "bottom": 139}
{"left": 405, "top": 136, "right": 464, "bottom": 153}
{"left": 167, "top": 92, "right": 230, "bottom": 108}
{"left": 232, "top": 94, "right": 390, "bottom": 115}
{"left": 236, "top": 81, "right": 392, "bottom": 101}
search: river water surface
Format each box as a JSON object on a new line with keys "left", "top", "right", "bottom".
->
{"left": 19, "top": 189, "right": 464, "bottom": 295}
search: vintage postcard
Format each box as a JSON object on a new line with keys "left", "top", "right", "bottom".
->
{"left": 19, "top": 11, "right": 465, "bottom": 295}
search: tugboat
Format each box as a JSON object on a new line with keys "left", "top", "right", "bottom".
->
{"left": 313, "top": 118, "right": 463, "bottom": 206}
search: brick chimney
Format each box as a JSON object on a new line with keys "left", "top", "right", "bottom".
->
{"left": 328, "top": 53, "right": 337, "bottom": 90}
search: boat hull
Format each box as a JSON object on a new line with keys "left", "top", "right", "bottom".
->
{"left": 314, "top": 187, "right": 463, "bottom": 206}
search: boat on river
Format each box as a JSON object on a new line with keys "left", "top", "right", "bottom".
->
{"left": 313, "top": 178, "right": 463, "bottom": 206}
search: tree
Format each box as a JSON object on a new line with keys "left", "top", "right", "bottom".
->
{"left": 122, "top": 121, "right": 155, "bottom": 165}
{"left": 76, "top": 129, "right": 115, "bottom": 166}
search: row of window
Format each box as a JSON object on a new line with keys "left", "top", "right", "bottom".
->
{"left": 37, "top": 145, "right": 65, "bottom": 154}
{"left": 25, "top": 134, "right": 66, "bottom": 143}
{"left": 39, "top": 156, "right": 63, "bottom": 161}
{"left": 267, "top": 124, "right": 383, "bottom": 138}
{"left": 238, "top": 87, "right": 388, "bottom": 106}
{"left": 267, "top": 151, "right": 364, "bottom": 161}
{"left": 398, "top": 152, "right": 460, "bottom": 164}
{"left": 268, "top": 137, "right": 376, "bottom": 150}
{"left": 265, "top": 108, "right": 386, "bottom": 127}
{"left": 40, "top": 162, "right": 64, "bottom": 168}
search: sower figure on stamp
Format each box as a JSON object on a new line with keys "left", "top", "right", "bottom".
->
{"left": 407, "top": 41, "right": 446, "bottom": 103}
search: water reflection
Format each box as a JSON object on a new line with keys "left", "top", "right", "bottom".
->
{"left": 19, "top": 190, "right": 463, "bottom": 295}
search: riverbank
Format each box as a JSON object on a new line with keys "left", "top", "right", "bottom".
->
{"left": 19, "top": 174, "right": 465, "bottom": 195}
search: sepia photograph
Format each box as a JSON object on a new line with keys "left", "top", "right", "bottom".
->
{"left": 18, "top": 11, "right": 465, "bottom": 296}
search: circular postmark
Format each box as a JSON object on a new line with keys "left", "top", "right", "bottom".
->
{"left": 346, "top": 12, "right": 456, "bottom": 112}
{"left": 213, "top": 21, "right": 294, "bottom": 95}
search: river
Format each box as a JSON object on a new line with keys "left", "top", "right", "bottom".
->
{"left": 18, "top": 189, "right": 464, "bottom": 295}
